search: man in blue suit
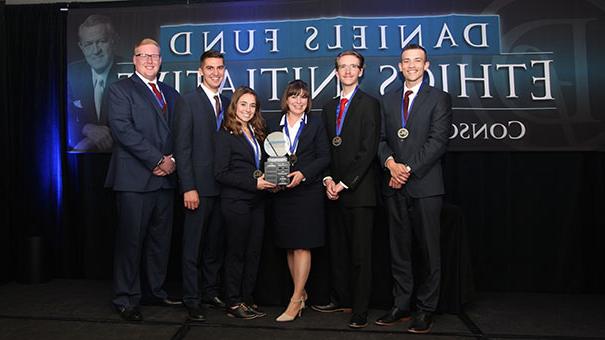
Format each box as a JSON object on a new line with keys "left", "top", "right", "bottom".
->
{"left": 376, "top": 44, "right": 452, "bottom": 333}
{"left": 105, "top": 38, "right": 182, "bottom": 321}
{"left": 174, "top": 50, "right": 229, "bottom": 321}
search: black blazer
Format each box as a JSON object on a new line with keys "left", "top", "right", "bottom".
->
{"left": 104, "top": 74, "right": 180, "bottom": 192}
{"left": 266, "top": 112, "right": 330, "bottom": 185}
{"left": 321, "top": 89, "right": 381, "bottom": 207}
{"left": 174, "top": 86, "right": 230, "bottom": 197}
{"left": 214, "top": 129, "right": 265, "bottom": 201}
{"left": 378, "top": 84, "right": 452, "bottom": 198}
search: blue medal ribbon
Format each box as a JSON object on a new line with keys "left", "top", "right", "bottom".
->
{"left": 282, "top": 114, "right": 306, "bottom": 155}
{"left": 335, "top": 86, "right": 359, "bottom": 137}
{"left": 216, "top": 109, "right": 224, "bottom": 131}
{"left": 400, "top": 80, "right": 425, "bottom": 129}
{"left": 244, "top": 125, "right": 261, "bottom": 170}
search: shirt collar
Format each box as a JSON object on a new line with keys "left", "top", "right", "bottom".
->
{"left": 280, "top": 113, "right": 307, "bottom": 127}
{"left": 200, "top": 83, "right": 220, "bottom": 100}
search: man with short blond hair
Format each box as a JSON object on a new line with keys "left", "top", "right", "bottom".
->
{"left": 105, "top": 38, "right": 182, "bottom": 321}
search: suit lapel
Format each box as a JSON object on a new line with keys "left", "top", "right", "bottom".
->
{"left": 407, "top": 85, "right": 430, "bottom": 127}
{"left": 130, "top": 76, "right": 172, "bottom": 135}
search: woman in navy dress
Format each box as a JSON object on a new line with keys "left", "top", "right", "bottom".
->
{"left": 269, "top": 80, "right": 330, "bottom": 322}
{"left": 214, "top": 86, "right": 276, "bottom": 319}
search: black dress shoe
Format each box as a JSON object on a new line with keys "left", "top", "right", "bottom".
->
{"left": 246, "top": 303, "right": 267, "bottom": 318}
{"left": 186, "top": 305, "right": 206, "bottom": 322}
{"left": 407, "top": 311, "right": 433, "bottom": 334}
{"left": 311, "top": 302, "right": 352, "bottom": 313}
{"left": 226, "top": 303, "right": 258, "bottom": 320}
{"left": 348, "top": 312, "right": 368, "bottom": 329}
{"left": 115, "top": 305, "right": 143, "bottom": 322}
{"left": 375, "top": 307, "right": 412, "bottom": 326}
{"left": 202, "top": 296, "right": 226, "bottom": 309}
{"left": 141, "top": 296, "right": 183, "bottom": 306}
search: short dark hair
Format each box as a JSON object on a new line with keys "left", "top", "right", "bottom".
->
{"left": 401, "top": 43, "right": 428, "bottom": 61}
{"left": 200, "top": 50, "right": 224, "bottom": 66}
{"left": 334, "top": 50, "right": 365, "bottom": 69}
{"left": 280, "top": 80, "right": 312, "bottom": 114}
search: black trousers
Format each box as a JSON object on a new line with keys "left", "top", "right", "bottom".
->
{"left": 112, "top": 189, "right": 174, "bottom": 308}
{"left": 385, "top": 192, "right": 442, "bottom": 312}
{"left": 221, "top": 198, "right": 265, "bottom": 306}
{"left": 327, "top": 205, "right": 374, "bottom": 314}
{"left": 182, "top": 196, "right": 224, "bottom": 307}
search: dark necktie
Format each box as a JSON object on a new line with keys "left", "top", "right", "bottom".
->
{"left": 403, "top": 90, "right": 413, "bottom": 121}
{"left": 336, "top": 98, "right": 348, "bottom": 128}
{"left": 214, "top": 95, "right": 221, "bottom": 117}
{"left": 149, "top": 83, "right": 166, "bottom": 112}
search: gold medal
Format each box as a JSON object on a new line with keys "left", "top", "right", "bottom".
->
{"left": 253, "top": 170, "right": 263, "bottom": 179}
{"left": 289, "top": 154, "right": 297, "bottom": 165}
{"left": 397, "top": 128, "right": 409, "bottom": 139}
{"left": 332, "top": 136, "right": 342, "bottom": 147}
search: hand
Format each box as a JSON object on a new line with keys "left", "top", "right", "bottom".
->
{"left": 257, "top": 175, "right": 277, "bottom": 190}
{"left": 183, "top": 190, "right": 199, "bottom": 210}
{"left": 82, "top": 124, "right": 113, "bottom": 151}
{"left": 152, "top": 166, "right": 168, "bottom": 176}
{"left": 286, "top": 171, "right": 305, "bottom": 189}
{"left": 159, "top": 154, "right": 176, "bottom": 174}
{"left": 388, "top": 177, "right": 403, "bottom": 189}
{"left": 386, "top": 159, "right": 410, "bottom": 185}
{"left": 325, "top": 179, "right": 339, "bottom": 200}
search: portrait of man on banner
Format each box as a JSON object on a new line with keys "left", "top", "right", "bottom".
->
{"left": 67, "top": 14, "right": 124, "bottom": 153}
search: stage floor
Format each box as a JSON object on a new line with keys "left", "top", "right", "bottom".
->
{"left": 0, "top": 280, "right": 604, "bottom": 340}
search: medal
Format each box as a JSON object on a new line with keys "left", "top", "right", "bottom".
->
{"left": 289, "top": 154, "right": 297, "bottom": 165}
{"left": 397, "top": 128, "right": 409, "bottom": 139}
{"left": 332, "top": 136, "right": 342, "bottom": 147}
{"left": 253, "top": 169, "right": 263, "bottom": 179}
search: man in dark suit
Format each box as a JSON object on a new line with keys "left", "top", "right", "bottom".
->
{"left": 173, "top": 50, "right": 229, "bottom": 321}
{"left": 311, "top": 50, "right": 380, "bottom": 329}
{"left": 67, "top": 14, "right": 121, "bottom": 152}
{"left": 105, "top": 38, "right": 182, "bottom": 322}
{"left": 375, "top": 44, "right": 452, "bottom": 334}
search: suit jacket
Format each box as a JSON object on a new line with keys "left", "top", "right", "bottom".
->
{"left": 266, "top": 112, "right": 330, "bottom": 186}
{"left": 104, "top": 74, "right": 180, "bottom": 192}
{"left": 214, "top": 129, "right": 265, "bottom": 201}
{"left": 67, "top": 58, "right": 123, "bottom": 152}
{"left": 321, "top": 89, "right": 381, "bottom": 207}
{"left": 378, "top": 84, "right": 452, "bottom": 198}
{"left": 174, "top": 87, "right": 230, "bottom": 197}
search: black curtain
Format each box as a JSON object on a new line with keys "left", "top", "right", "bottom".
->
{"left": 5, "top": 4, "right": 67, "bottom": 283}
{"left": 4, "top": 3, "right": 605, "bottom": 295}
{"left": 1, "top": 0, "right": 10, "bottom": 284}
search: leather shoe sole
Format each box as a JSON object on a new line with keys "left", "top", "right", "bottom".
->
{"left": 311, "top": 303, "right": 352, "bottom": 313}
{"left": 375, "top": 307, "right": 412, "bottom": 326}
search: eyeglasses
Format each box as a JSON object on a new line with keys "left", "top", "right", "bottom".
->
{"left": 337, "top": 64, "right": 361, "bottom": 71}
{"left": 135, "top": 53, "right": 161, "bottom": 61}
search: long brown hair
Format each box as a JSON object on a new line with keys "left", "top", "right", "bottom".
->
{"left": 222, "top": 86, "right": 266, "bottom": 141}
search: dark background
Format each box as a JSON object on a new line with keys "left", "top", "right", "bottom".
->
{"left": 2, "top": 0, "right": 604, "bottom": 308}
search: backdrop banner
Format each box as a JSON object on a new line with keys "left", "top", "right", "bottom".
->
{"left": 66, "top": 0, "right": 605, "bottom": 152}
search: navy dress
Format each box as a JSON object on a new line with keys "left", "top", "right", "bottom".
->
{"left": 268, "top": 113, "right": 330, "bottom": 249}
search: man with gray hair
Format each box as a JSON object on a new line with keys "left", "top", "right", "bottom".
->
{"left": 67, "top": 14, "right": 121, "bottom": 152}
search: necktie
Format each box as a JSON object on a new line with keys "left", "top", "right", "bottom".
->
{"left": 403, "top": 90, "right": 413, "bottom": 122}
{"left": 149, "top": 83, "right": 166, "bottom": 112}
{"left": 94, "top": 78, "right": 104, "bottom": 120}
{"left": 214, "top": 95, "right": 221, "bottom": 117}
{"left": 336, "top": 98, "right": 348, "bottom": 128}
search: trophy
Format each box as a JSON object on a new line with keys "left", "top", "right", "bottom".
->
{"left": 263, "top": 131, "right": 291, "bottom": 186}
